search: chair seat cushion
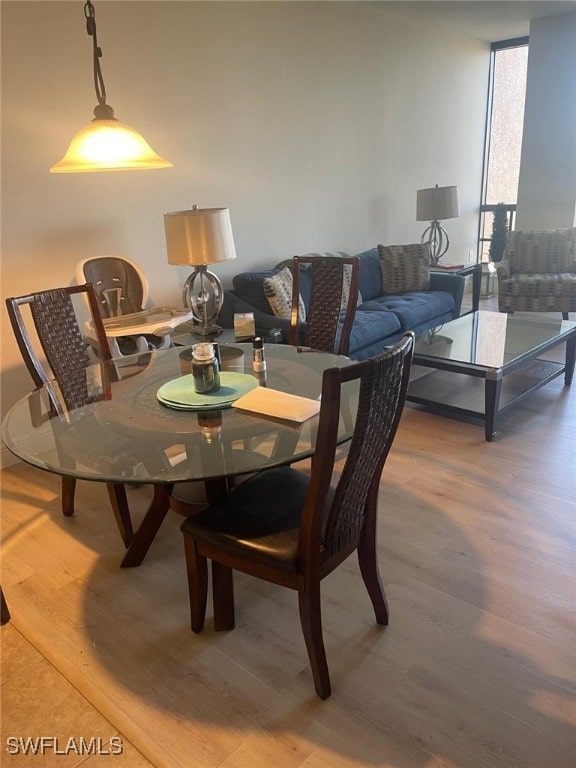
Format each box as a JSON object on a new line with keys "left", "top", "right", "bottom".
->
{"left": 181, "top": 467, "right": 315, "bottom": 572}
{"left": 500, "top": 273, "right": 576, "bottom": 298}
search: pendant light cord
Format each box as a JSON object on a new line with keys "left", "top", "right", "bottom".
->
{"left": 84, "top": 0, "right": 115, "bottom": 119}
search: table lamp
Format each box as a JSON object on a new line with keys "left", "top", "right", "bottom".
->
{"left": 416, "top": 184, "right": 459, "bottom": 264}
{"left": 164, "top": 206, "right": 237, "bottom": 337}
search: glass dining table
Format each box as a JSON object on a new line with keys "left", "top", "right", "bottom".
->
{"left": 2, "top": 342, "right": 356, "bottom": 567}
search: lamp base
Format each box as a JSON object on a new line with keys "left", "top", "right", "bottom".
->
{"left": 190, "top": 322, "right": 223, "bottom": 339}
{"left": 183, "top": 266, "right": 224, "bottom": 337}
{"left": 421, "top": 220, "right": 449, "bottom": 265}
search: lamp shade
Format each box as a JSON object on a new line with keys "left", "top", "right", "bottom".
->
{"left": 416, "top": 185, "right": 459, "bottom": 221}
{"left": 50, "top": 118, "right": 172, "bottom": 173}
{"left": 164, "top": 207, "right": 237, "bottom": 266}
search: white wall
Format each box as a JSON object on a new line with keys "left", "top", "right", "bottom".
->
{"left": 516, "top": 12, "right": 576, "bottom": 230}
{"left": 1, "top": 1, "right": 490, "bottom": 465}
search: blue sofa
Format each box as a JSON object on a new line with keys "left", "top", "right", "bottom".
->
{"left": 220, "top": 247, "right": 465, "bottom": 360}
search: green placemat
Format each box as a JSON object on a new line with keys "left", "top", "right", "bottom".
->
{"left": 157, "top": 371, "right": 258, "bottom": 410}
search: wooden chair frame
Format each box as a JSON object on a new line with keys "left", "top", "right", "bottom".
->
{"left": 5, "top": 284, "right": 133, "bottom": 547}
{"left": 181, "top": 333, "right": 414, "bottom": 698}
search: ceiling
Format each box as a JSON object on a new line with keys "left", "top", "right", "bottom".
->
{"left": 378, "top": 1, "right": 576, "bottom": 42}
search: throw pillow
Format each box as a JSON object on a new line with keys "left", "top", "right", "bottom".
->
{"left": 378, "top": 243, "right": 431, "bottom": 294}
{"left": 263, "top": 267, "right": 306, "bottom": 320}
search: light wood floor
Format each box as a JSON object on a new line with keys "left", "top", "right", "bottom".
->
{"left": 2, "top": 301, "right": 575, "bottom": 768}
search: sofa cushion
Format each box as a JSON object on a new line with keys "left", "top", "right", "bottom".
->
{"left": 233, "top": 269, "right": 281, "bottom": 314}
{"left": 378, "top": 243, "right": 430, "bottom": 294}
{"left": 346, "top": 309, "right": 402, "bottom": 354}
{"left": 361, "top": 291, "right": 455, "bottom": 331}
{"left": 356, "top": 248, "right": 383, "bottom": 301}
{"left": 263, "top": 266, "right": 306, "bottom": 320}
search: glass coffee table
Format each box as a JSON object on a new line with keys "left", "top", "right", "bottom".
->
{"left": 409, "top": 311, "right": 575, "bottom": 441}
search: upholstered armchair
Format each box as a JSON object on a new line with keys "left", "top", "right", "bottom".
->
{"left": 496, "top": 227, "right": 576, "bottom": 318}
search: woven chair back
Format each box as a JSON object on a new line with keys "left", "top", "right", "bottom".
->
{"left": 309, "top": 333, "right": 414, "bottom": 560}
{"left": 290, "top": 255, "right": 359, "bottom": 356}
{"left": 6, "top": 284, "right": 112, "bottom": 413}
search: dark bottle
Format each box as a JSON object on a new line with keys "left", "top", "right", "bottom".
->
{"left": 191, "top": 343, "right": 220, "bottom": 394}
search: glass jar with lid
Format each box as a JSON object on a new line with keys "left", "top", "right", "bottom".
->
{"left": 191, "top": 342, "right": 220, "bottom": 394}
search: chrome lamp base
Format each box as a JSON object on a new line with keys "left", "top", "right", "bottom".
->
{"left": 183, "top": 266, "right": 224, "bottom": 337}
{"left": 421, "top": 220, "right": 449, "bottom": 265}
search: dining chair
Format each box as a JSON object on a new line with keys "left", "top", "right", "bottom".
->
{"left": 5, "top": 284, "right": 134, "bottom": 548}
{"left": 289, "top": 255, "right": 360, "bottom": 356}
{"left": 180, "top": 332, "right": 414, "bottom": 699}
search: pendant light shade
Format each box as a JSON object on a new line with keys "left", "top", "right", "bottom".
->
{"left": 50, "top": 118, "right": 172, "bottom": 173}
{"left": 50, "top": 0, "right": 171, "bottom": 174}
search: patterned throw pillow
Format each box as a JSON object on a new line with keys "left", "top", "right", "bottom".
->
{"left": 297, "top": 252, "right": 363, "bottom": 308}
{"left": 263, "top": 267, "right": 306, "bottom": 320}
{"left": 378, "top": 243, "right": 431, "bottom": 294}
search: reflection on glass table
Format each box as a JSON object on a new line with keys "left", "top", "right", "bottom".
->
{"left": 2, "top": 343, "right": 356, "bottom": 566}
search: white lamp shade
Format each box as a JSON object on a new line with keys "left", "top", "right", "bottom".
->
{"left": 50, "top": 118, "right": 172, "bottom": 173}
{"left": 164, "top": 208, "right": 237, "bottom": 266}
{"left": 416, "top": 185, "right": 459, "bottom": 221}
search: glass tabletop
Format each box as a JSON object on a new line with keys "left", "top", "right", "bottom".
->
{"left": 2, "top": 343, "right": 356, "bottom": 485}
{"left": 414, "top": 311, "right": 576, "bottom": 371}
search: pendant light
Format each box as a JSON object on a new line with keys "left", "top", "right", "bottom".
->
{"left": 50, "top": 0, "right": 172, "bottom": 173}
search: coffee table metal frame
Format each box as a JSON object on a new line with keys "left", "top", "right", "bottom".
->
{"left": 408, "top": 312, "right": 575, "bottom": 441}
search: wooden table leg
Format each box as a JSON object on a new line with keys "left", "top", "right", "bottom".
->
{"left": 120, "top": 484, "right": 171, "bottom": 568}
{"left": 1, "top": 587, "right": 10, "bottom": 625}
{"left": 106, "top": 483, "right": 134, "bottom": 548}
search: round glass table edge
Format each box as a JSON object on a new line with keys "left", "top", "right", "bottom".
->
{"left": 1, "top": 343, "right": 357, "bottom": 485}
